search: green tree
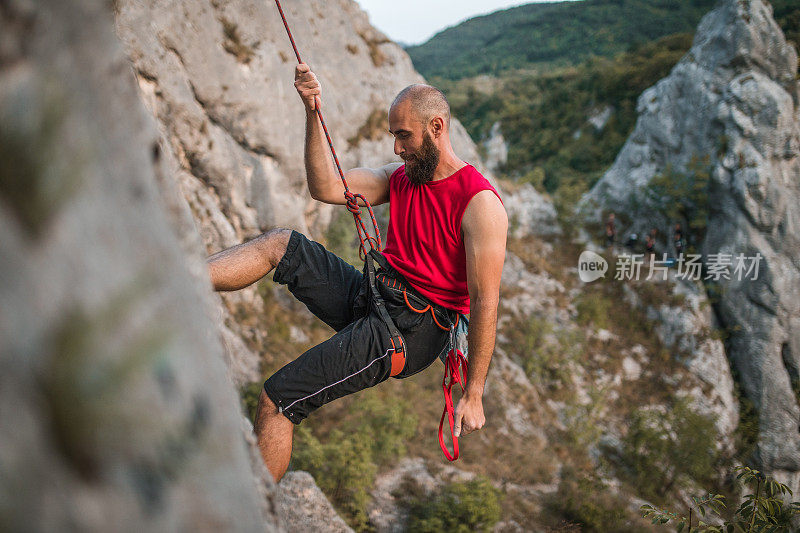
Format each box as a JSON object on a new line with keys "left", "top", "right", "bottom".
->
{"left": 645, "top": 155, "right": 711, "bottom": 252}
{"left": 642, "top": 466, "right": 800, "bottom": 532}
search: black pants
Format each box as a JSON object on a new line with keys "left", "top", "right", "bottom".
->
{"left": 263, "top": 231, "right": 455, "bottom": 424}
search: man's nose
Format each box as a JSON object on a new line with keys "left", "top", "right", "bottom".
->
{"left": 394, "top": 138, "right": 402, "bottom": 156}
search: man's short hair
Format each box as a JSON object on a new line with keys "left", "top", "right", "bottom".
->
{"left": 391, "top": 84, "right": 451, "bottom": 129}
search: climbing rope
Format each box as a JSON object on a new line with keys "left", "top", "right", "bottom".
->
{"left": 440, "top": 348, "right": 469, "bottom": 461}
{"left": 274, "top": 0, "right": 381, "bottom": 259}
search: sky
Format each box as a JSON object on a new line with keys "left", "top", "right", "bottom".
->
{"left": 354, "top": 0, "right": 581, "bottom": 46}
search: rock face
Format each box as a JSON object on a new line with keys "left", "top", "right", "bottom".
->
{"left": 578, "top": 0, "right": 800, "bottom": 484}
{"left": 115, "top": 0, "right": 495, "bottom": 386}
{"left": 0, "top": 0, "right": 278, "bottom": 530}
{"left": 503, "top": 184, "right": 561, "bottom": 239}
{"left": 276, "top": 472, "right": 354, "bottom": 533}
{"left": 483, "top": 121, "right": 508, "bottom": 172}
{"left": 622, "top": 280, "right": 738, "bottom": 447}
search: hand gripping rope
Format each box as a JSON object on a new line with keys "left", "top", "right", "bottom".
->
{"left": 274, "top": 0, "right": 380, "bottom": 260}
{"left": 273, "top": 0, "right": 468, "bottom": 461}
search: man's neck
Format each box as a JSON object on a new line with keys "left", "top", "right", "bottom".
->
{"left": 432, "top": 150, "right": 466, "bottom": 181}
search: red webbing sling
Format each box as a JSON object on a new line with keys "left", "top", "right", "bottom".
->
{"left": 273, "top": 0, "right": 467, "bottom": 461}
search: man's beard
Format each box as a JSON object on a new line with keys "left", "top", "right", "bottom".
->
{"left": 403, "top": 132, "right": 440, "bottom": 185}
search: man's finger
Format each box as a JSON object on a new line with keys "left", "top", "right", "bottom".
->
{"left": 454, "top": 411, "right": 463, "bottom": 438}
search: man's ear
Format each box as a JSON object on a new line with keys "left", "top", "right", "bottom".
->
{"left": 430, "top": 116, "right": 444, "bottom": 138}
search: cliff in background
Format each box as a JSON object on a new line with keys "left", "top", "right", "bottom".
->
{"left": 579, "top": 0, "right": 800, "bottom": 489}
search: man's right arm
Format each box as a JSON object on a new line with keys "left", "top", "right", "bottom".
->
{"left": 295, "top": 63, "right": 397, "bottom": 206}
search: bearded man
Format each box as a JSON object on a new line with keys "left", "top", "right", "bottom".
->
{"left": 207, "top": 63, "right": 507, "bottom": 482}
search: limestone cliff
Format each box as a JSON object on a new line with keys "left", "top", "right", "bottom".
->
{"left": 0, "top": 0, "right": 279, "bottom": 529}
{"left": 578, "top": 0, "right": 800, "bottom": 487}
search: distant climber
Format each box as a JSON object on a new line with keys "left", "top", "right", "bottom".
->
{"left": 206, "top": 63, "right": 507, "bottom": 482}
{"left": 645, "top": 228, "right": 657, "bottom": 259}
{"left": 673, "top": 222, "right": 684, "bottom": 257}
{"left": 605, "top": 212, "right": 616, "bottom": 248}
{"left": 625, "top": 232, "right": 638, "bottom": 250}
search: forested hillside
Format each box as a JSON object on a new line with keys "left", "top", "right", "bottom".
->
{"left": 437, "top": 32, "right": 695, "bottom": 212}
{"left": 406, "top": 0, "right": 717, "bottom": 80}
{"left": 415, "top": 0, "right": 800, "bottom": 216}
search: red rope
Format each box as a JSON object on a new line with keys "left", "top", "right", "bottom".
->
{"left": 439, "top": 348, "right": 469, "bottom": 461}
{"left": 274, "top": 0, "right": 381, "bottom": 259}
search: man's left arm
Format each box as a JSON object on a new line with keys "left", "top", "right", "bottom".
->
{"left": 454, "top": 189, "right": 508, "bottom": 438}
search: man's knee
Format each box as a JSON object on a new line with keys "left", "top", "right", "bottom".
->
{"left": 258, "top": 228, "right": 292, "bottom": 268}
{"left": 255, "top": 388, "right": 288, "bottom": 432}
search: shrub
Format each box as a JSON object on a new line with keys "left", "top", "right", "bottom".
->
{"left": 290, "top": 393, "right": 418, "bottom": 530}
{"left": 292, "top": 426, "right": 377, "bottom": 530}
{"left": 350, "top": 394, "right": 418, "bottom": 466}
{"left": 620, "top": 397, "right": 719, "bottom": 502}
{"left": 324, "top": 209, "right": 364, "bottom": 268}
{"left": 405, "top": 477, "right": 502, "bottom": 533}
{"left": 732, "top": 378, "right": 760, "bottom": 463}
{"left": 574, "top": 291, "right": 613, "bottom": 330}
{"left": 548, "top": 466, "right": 628, "bottom": 532}
{"left": 645, "top": 155, "right": 711, "bottom": 253}
{"left": 240, "top": 381, "right": 262, "bottom": 423}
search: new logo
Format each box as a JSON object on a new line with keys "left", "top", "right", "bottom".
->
{"left": 578, "top": 251, "right": 608, "bottom": 282}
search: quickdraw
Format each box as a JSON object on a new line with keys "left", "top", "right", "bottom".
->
{"left": 273, "top": 0, "right": 468, "bottom": 461}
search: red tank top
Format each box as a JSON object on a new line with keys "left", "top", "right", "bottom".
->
{"left": 382, "top": 164, "right": 502, "bottom": 314}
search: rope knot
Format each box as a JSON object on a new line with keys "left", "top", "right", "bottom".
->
{"left": 344, "top": 191, "right": 361, "bottom": 215}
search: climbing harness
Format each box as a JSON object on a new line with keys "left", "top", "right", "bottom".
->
{"left": 365, "top": 250, "right": 407, "bottom": 378}
{"left": 375, "top": 268, "right": 470, "bottom": 461}
{"left": 273, "top": 0, "right": 469, "bottom": 461}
